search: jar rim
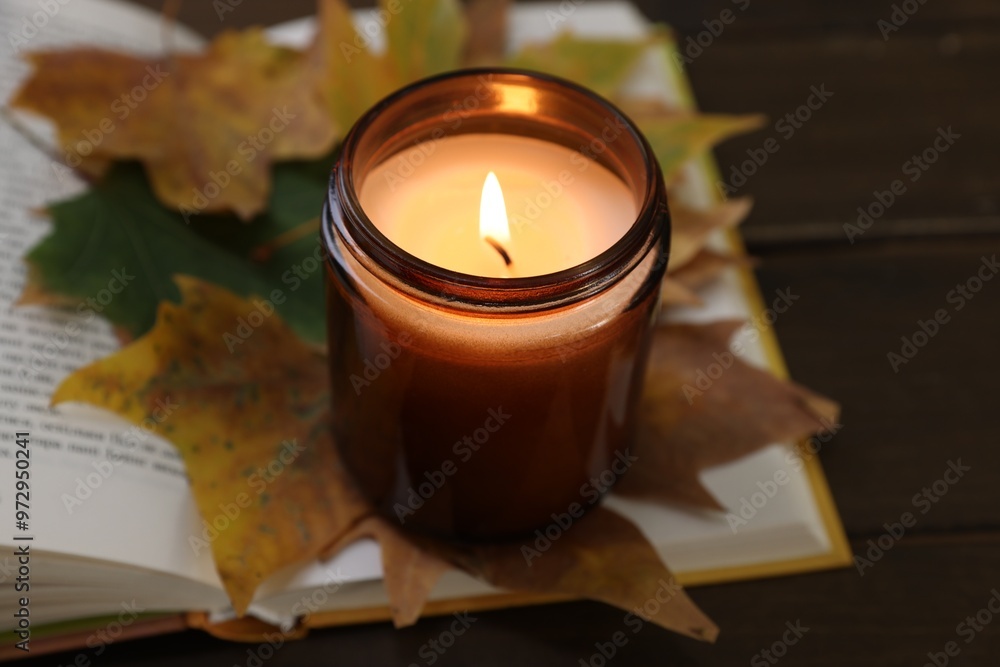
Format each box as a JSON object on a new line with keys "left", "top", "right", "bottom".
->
{"left": 324, "top": 68, "right": 669, "bottom": 311}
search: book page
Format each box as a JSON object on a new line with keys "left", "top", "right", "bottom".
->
{"left": 0, "top": 0, "right": 221, "bottom": 587}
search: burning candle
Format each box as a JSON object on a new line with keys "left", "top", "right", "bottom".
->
{"left": 323, "top": 70, "right": 670, "bottom": 539}
{"left": 359, "top": 135, "right": 637, "bottom": 278}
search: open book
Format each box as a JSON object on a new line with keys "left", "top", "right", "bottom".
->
{"left": 0, "top": 0, "right": 850, "bottom": 655}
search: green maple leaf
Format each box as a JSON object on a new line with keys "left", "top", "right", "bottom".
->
{"left": 22, "top": 158, "right": 332, "bottom": 344}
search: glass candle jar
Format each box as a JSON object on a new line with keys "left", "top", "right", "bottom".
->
{"left": 322, "top": 69, "right": 670, "bottom": 540}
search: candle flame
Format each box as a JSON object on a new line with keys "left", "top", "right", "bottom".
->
{"left": 479, "top": 171, "right": 511, "bottom": 246}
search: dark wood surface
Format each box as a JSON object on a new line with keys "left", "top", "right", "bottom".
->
{"left": 26, "top": 1, "right": 1000, "bottom": 664}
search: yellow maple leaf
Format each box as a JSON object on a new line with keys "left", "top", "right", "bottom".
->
{"left": 12, "top": 30, "right": 336, "bottom": 219}
{"left": 10, "top": 0, "right": 467, "bottom": 219}
{"left": 52, "top": 276, "right": 369, "bottom": 613}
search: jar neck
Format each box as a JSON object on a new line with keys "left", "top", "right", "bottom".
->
{"left": 323, "top": 69, "right": 670, "bottom": 314}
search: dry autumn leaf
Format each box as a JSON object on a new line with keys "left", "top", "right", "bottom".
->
{"left": 322, "top": 499, "right": 720, "bottom": 640}
{"left": 657, "top": 199, "right": 753, "bottom": 308}
{"left": 12, "top": 31, "right": 336, "bottom": 219}
{"left": 440, "top": 507, "right": 718, "bottom": 641}
{"left": 623, "top": 101, "right": 766, "bottom": 182}
{"left": 325, "top": 515, "right": 452, "bottom": 628}
{"left": 668, "top": 198, "right": 753, "bottom": 272}
{"left": 187, "top": 614, "right": 308, "bottom": 643}
{"left": 52, "top": 276, "right": 369, "bottom": 613}
{"left": 47, "top": 276, "right": 724, "bottom": 640}
{"left": 10, "top": 0, "right": 466, "bottom": 219}
{"left": 671, "top": 249, "right": 754, "bottom": 293}
{"left": 18, "top": 160, "right": 333, "bottom": 344}
{"left": 506, "top": 30, "right": 667, "bottom": 99}
{"left": 658, "top": 277, "right": 702, "bottom": 308}
{"left": 489, "top": 31, "right": 765, "bottom": 190}
{"left": 312, "top": 0, "right": 467, "bottom": 130}
{"left": 309, "top": 0, "right": 398, "bottom": 133}
{"left": 619, "top": 321, "right": 840, "bottom": 509}
{"left": 44, "top": 274, "right": 837, "bottom": 641}
{"left": 385, "top": 0, "right": 466, "bottom": 82}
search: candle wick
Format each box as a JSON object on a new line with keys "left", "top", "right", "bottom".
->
{"left": 484, "top": 236, "right": 513, "bottom": 267}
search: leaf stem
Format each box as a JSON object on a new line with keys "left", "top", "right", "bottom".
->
{"left": 250, "top": 217, "right": 321, "bottom": 263}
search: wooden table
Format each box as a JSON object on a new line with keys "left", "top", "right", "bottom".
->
{"left": 28, "top": 1, "right": 1000, "bottom": 664}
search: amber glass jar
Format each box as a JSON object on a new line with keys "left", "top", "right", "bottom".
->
{"left": 322, "top": 70, "right": 670, "bottom": 540}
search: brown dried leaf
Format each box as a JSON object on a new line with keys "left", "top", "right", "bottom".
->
{"left": 10, "top": 0, "right": 462, "bottom": 219}
{"left": 52, "top": 277, "right": 369, "bottom": 613}
{"left": 11, "top": 32, "right": 338, "bottom": 219}
{"left": 658, "top": 276, "right": 702, "bottom": 307}
{"left": 439, "top": 507, "right": 718, "bottom": 641}
{"left": 325, "top": 516, "right": 452, "bottom": 628}
{"left": 670, "top": 250, "right": 754, "bottom": 293}
{"left": 188, "top": 613, "right": 308, "bottom": 642}
{"left": 619, "top": 321, "right": 840, "bottom": 509}
{"left": 15, "top": 266, "right": 77, "bottom": 308}
{"left": 668, "top": 198, "right": 752, "bottom": 272}
{"left": 45, "top": 283, "right": 840, "bottom": 639}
